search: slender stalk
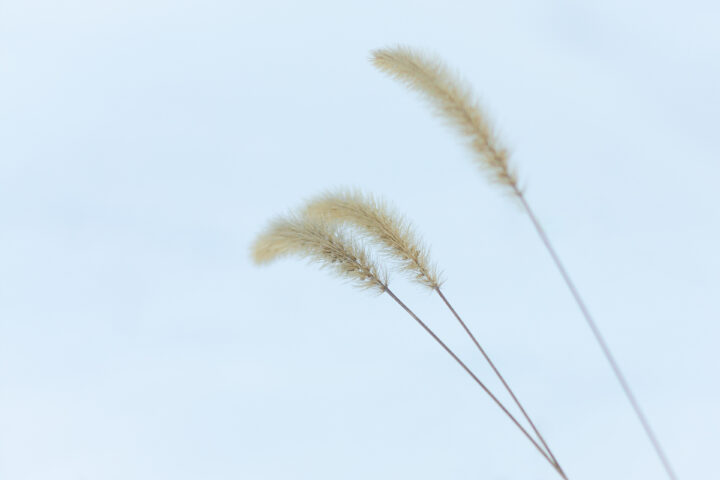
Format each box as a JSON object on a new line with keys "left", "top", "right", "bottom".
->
{"left": 385, "top": 287, "right": 566, "bottom": 479}
{"left": 515, "top": 190, "right": 678, "bottom": 480}
{"left": 435, "top": 287, "right": 567, "bottom": 478}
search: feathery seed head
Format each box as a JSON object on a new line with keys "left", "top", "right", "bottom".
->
{"left": 371, "top": 46, "right": 520, "bottom": 196}
{"left": 251, "top": 214, "right": 388, "bottom": 293}
{"left": 303, "top": 189, "right": 442, "bottom": 289}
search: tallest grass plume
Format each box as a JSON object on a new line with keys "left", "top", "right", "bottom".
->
{"left": 371, "top": 46, "right": 519, "bottom": 193}
{"left": 371, "top": 45, "right": 678, "bottom": 480}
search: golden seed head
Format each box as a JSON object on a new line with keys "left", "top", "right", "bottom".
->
{"left": 252, "top": 214, "right": 388, "bottom": 293}
{"left": 371, "top": 46, "right": 519, "bottom": 195}
{"left": 304, "top": 189, "right": 441, "bottom": 289}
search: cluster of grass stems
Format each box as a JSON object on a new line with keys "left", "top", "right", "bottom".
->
{"left": 252, "top": 46, "right": 677, "bottom": 480}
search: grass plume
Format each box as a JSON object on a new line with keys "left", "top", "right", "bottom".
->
{"left": 371, "top": 46, "right": 519, "bottom": 194}
{"left": 303, "top": 189, "right": 441, "bottom": 289}
{"left": 373, "top": 44, "right": 678, "bottom": 480}
{"left": 252, "top": 202, "right": 564, "bottom": 477}
{"left": 252, "top": 214, "right": 388, "bottom": 293}
{"left": 304, "top": 187, "right": 566, "bottom": 477}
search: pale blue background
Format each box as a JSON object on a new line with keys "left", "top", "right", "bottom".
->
{"left": 1, "top": 1, "right": 719, "bottom": 479}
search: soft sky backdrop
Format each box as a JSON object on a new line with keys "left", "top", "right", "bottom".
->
{"left": 1, "top": 1, "right": 719, "bottom": 479}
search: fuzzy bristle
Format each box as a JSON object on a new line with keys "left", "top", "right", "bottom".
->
{"left": 251, "top": 215, "right": 388, "bottom": 292}
{"left": 304, "top": 189, "right": 441, "bottom": 289}
{"left": 371, "top": 46, "right": 519, "bottom": 194}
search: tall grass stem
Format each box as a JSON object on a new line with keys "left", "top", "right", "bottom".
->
{"left": 515, "top": 191, "right": 677, "bottom": 480}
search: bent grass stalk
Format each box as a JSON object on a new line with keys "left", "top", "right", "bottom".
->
{"left": 384, "top": 287, "right": 564, "bottom": 477}
{"left": 433, "top": 287, "right": 566, "bottom": 479}
{"left": 372, "top": 44, "right": 678, "bottom": 480}
{"left": 304, "top": 189, "right": 566, "bottom": 477}
{"left": 252, "top": 212, "right": 564, "bottom": 477}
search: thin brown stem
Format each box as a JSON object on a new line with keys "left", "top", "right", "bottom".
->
{"left": 385, "top": 287, "right": 566, "bottom": 478}
{"left": 515, "top": 190, "right": 678, "bottom": 480}
{"left": 435, "top": 287, "right": 567, "bottom": 479}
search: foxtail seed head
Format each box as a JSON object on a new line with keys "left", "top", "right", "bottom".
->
{"left": 304, "top": 189, "right": 441, "bottom": 289}
{"left": 372, "top": 46, "right": 519, "bottom": 195}
{"left": 252, "top": 214, "right": 388, "bottom": 293}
